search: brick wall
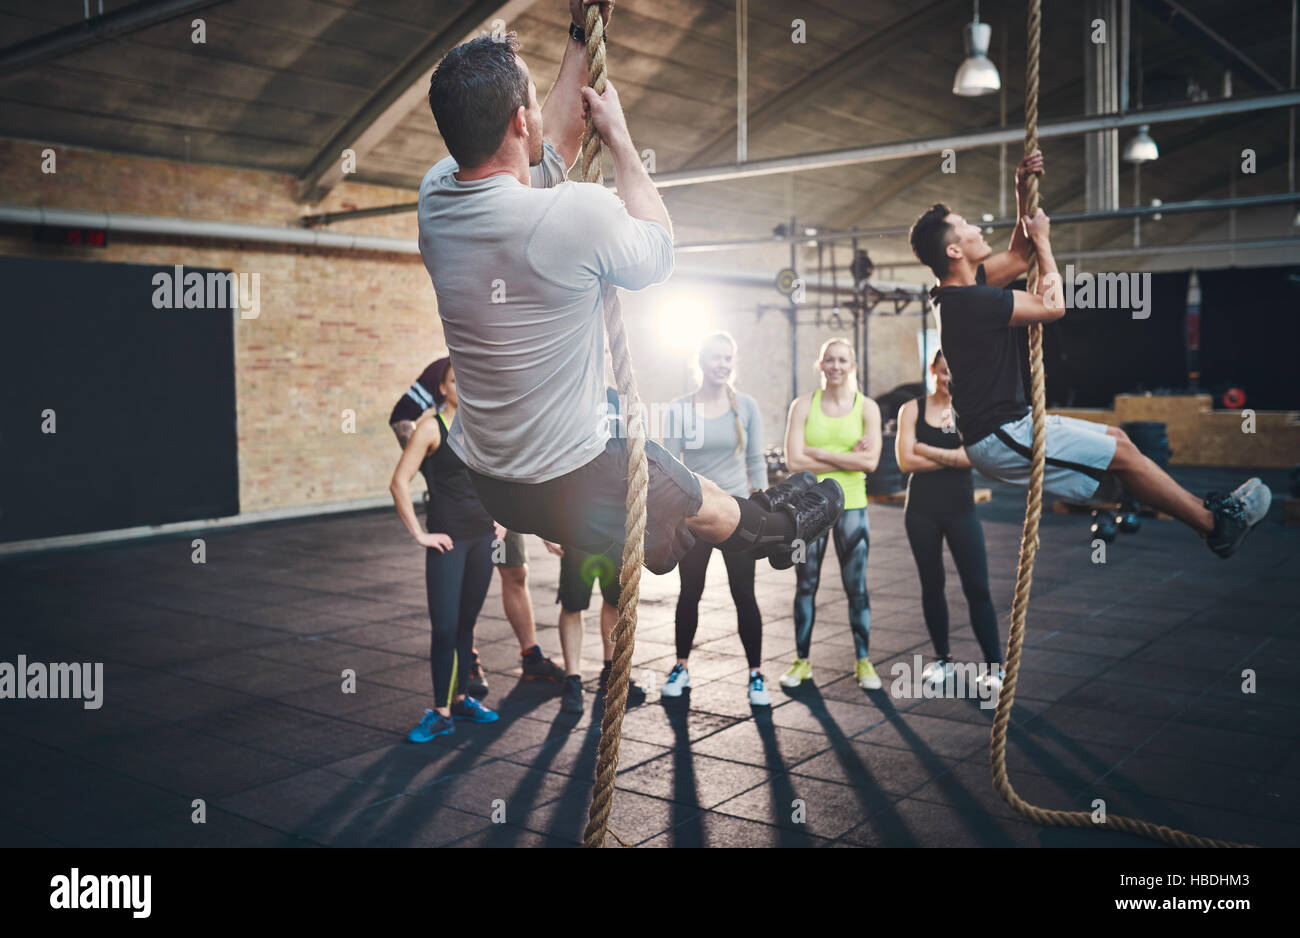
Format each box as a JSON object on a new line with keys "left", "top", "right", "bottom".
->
{"left": 0, "top": 138, "right": 441, "bottom": 514}
{"left": 1, "top": 138, "right": 932, "bottom": 517}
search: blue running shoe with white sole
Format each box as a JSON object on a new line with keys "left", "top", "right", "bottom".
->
{"left": 451, "top": 696, "right": 499, "bottom": 724}
{"left": 407, "top": 709, "right": 455, "bottom": 743}
{"left": 661, "top": 663, "right": 691, "bottom": 697}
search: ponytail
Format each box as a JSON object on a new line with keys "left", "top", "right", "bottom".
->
{"left": 725, "top": 384, "right": 745, "bottom": 460}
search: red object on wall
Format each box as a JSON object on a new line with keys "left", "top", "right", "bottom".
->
{"left": 33, "top": 226, "right": 108, "bottom": 247}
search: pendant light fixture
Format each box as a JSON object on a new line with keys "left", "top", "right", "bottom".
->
{"left": 953, "top": 0, "right": 1001, "bottom": 97}
{"left": 1123, "top": 29, "right": 1159, "bottom": 162}
{"left": 1123, "top": 125, "right": 1160, "bottom": 163}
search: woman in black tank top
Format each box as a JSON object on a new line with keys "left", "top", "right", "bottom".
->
{"left": 895, "top": 349, "right": 1004, "bottom": 695}
{"left": 390, "top": 359, "right": 500, "bottom": 742}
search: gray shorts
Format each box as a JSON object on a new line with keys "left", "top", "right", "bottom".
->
{"left": 494, "top": 530, "right": 528, "bottom": 568}
{"left": 966, "top": 412, "right": 1118, "bottom": 503}
{"left": 469, "top": 436, "right": 704, "bottom": 576}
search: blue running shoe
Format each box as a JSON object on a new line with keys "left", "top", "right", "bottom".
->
{"left": 407, "top": 709, "right": 455, "bottom": 743}
{"left": 661, "top": 663, "right": 690, "bottom": 698}
{"left": 450, "top": 696, "right": 499, "bottom": 724}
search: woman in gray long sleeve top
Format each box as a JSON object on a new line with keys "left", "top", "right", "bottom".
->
{"left": 659, "top": 333, "right": 771, "bottom": 707}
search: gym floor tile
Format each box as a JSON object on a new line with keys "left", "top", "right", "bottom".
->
{"left": 640, "top": 810, "right": 830, "bottom": 848}
{"left": 614, "top": 752, "right": 772, "bottom": 810}
{"left": 2, "top": 466, "right": 1293, "bottom": 848}
{"left": 712, "top": 774, "right": 898, "bottom": 840}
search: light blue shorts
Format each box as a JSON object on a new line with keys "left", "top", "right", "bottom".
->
{"left": 966, "top": 412, "right": 1118, "bottom": 503}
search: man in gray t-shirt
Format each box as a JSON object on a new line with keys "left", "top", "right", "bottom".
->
{"left": 416, "top": 3, "right": 844, "bottom": 574}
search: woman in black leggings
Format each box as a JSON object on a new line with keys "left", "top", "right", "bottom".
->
{"left": 390, "top": 358, "right": 500, "bottom": 742}
{"left": 661, "top": 333, "right": 771, "bottom": 707}
{"left": 895, "top": 349, "right": 1004, "bottom": 694}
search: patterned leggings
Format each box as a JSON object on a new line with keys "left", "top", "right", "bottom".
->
{"left": 793, "top": 507, "right": 871, "bottom": 660}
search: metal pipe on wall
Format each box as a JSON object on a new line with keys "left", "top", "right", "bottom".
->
{"left": 650, "top": 90, "right": 1300, "bottom": 189}
{"left": 0, "top": 203, "right": 421, "bottom": 254}
{"left": 850, "top": 236, "right": 1300, "bottom": 269}
{"left": 676, "top": 192, "right": 1300, "bottom": 252}
{"left": 6, "top": 196, "right": 1295, "bottom": 264}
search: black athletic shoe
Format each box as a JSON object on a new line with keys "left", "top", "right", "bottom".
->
{"left": 769, "top": 479, "right": 845, "bottom": 570}
{"left": 466, "top": 650, "right": 489, "bottom": 700}
{"left": 752, "top": 471, "right": 818, "bottom": 512}
{"left": 559, "top": 674, "right": 584, "bottom": 715}
{"left": 597, "top": 665, "right": 647, "bottom": 707}
{"left": 1204, "top": 478, "right": 1271, "bottom": 559}
{"left": 521, "top": 651, "right": 565, "bottom": 683}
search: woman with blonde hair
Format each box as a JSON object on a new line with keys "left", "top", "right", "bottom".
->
{"left": 779, "top": 337, "right": 883, "bottom": 690}
{"left": 661, "top": 332, "right": 772, "bottom": 706}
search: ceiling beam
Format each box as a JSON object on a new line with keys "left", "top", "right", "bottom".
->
{"left": 830, "top": 106, "right": 1263, "bottom": 234}
{"left": 1049, "top": 113, "right": 1287, "bottom": 258}
{"left": 295, "top": 0, "right": 533, "bottom": 204}
{"left": 815, "top": 16, "right": 1287, "bottom": 231}
{"left": 672, "top": 109, "right": 1287, "bottom": 253}
{"left": 674, "top": 0, "right": 965, "bottom": 172}
{"left": 0, "top": 0, "right": 232, "bottom": 76}
{"left": 1136, "top": 0, "right": 1284, "bottom": 91}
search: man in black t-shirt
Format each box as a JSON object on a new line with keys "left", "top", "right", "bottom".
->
{"left": 907, "top": 152, "right": 1269, "bottom": 560}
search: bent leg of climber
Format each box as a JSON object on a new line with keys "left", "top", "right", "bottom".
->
{"left": 468, "top": 437, "right": 844, "bottom": 575}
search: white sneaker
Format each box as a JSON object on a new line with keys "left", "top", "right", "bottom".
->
{"left": 747, "top": 672, "right": 771, "bottom": 707}
{"left": 661, "top": 663, "right": 690, "bottom": 697}
{"left": 921, "top": 656, "right": 956, "bottom": 691}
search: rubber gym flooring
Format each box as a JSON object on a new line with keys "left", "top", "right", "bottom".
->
{"left": 2, "top": 467, "right": 1296, "bottom": 848}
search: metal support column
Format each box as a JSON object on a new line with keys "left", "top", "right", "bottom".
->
{"left": 1085, "top": 0, "right": 1121, "bottom": 212}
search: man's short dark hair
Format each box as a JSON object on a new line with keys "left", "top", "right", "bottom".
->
{"left": 428, "top": 34, "right": 528, "bottom": 169}
{"left": 909, "top": 203, "right": 957, "bottom": 279}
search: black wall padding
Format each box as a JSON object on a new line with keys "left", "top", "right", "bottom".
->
{"left": 1040, "top": 270, "right": 1189, "bottom": 409}
{"left": 0, "top": 256, "right": 239, "bottom": 543}
{"left": 1197, "top": 265, "right": 1300, "bottom": 411}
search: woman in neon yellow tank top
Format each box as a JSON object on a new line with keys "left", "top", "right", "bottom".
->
{"left": 780, "top": 338, "right": 884, "bottom": 690}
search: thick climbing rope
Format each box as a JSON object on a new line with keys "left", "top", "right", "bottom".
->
{"left": 578, "top": 2, "right": 645, "bottom": 849}
{"left": 987, "top": 0, "right": 1247, "bottom": 849}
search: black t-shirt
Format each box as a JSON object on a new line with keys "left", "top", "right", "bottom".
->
{"left": 932, "top": 265, "right": 1027, "bottom": 446}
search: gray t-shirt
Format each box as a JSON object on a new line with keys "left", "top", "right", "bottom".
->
{"left": 416, "top": 141, "right": 675, "bottom": 484}
{"left": 662, "top": 392, "right": 767, "bottom": 498}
